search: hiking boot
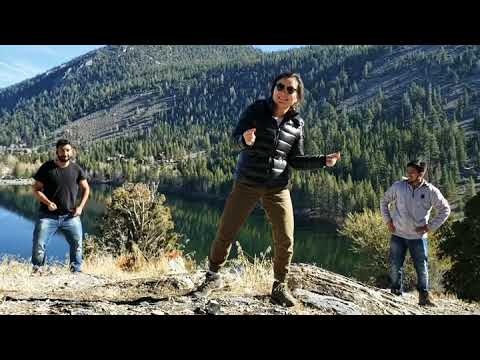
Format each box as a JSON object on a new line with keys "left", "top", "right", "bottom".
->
{"left": 69, "top": 265, "right": 82, "bottom": 273}
{"left": 271, "top": 281, "right": 297, "bottom": 307}
{"left": 418, "top": 291, "right": 435, "bottom": 306}
{"left": 391, "top": 288, "right": 402, "bottom": 296}
{"left": 32, "top": 266, "right": 48, "bottom": 276}
{"left": 192, "top": 271, "right": 225, "bottom": 298}
{"left": 32, "top": 266, "right": 55, "bottom": 276}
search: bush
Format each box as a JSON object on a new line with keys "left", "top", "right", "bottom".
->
{"left": 339, "top": 208, "right": 451, "bottom": 292}
{"left": 95, "top": 182, "right": 183, "bottom": 263}
{"left": 439, "top": 193, "right": 480, "bottom": 301}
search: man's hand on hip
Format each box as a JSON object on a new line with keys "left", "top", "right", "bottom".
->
{"left": 387, "top": 221, "right": 396, "bottom": 233}
{"left": 415, "top": 225, "right": 429, "bottom": 234}
{"left": 72, "top": 206, "right": 83, "bottom": 217}
{"left": 47, "top": 202, "right": 58, "bottom": 211}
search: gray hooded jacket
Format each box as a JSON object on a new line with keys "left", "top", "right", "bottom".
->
{"left": 380, "top": 179, "right": 451, "bottom": 240}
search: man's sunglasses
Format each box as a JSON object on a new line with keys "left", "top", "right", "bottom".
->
{"left": 275, "top": 83, "right": 298, "bottom": 95}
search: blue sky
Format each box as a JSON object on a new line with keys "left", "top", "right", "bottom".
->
{"left": 0, "top": 45, "right": 305, "bottom": 88}
{"left": 255, "top": 45, "right": 305, "bottom": 52}
{"left": 0, "top": 45, "right": 105, "bottom": 88}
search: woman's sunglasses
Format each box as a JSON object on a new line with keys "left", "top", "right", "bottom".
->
{"left": 275, "top": 83, "right": 298, "bottom": 95}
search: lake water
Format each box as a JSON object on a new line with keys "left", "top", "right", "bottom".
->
{"left": 0, "top": 185, "right": 357, "bottom": 275}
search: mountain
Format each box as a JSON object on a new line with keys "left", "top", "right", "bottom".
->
{"left": 0, "top": 45, "right": 262, "bottom": 144}
{"left": 1, "top": 45, "right": 480, "bottom": 145}
{"left": 0, "top": 45, "right": 374, "bottom": 145}
{"left": 1, "top": 45, "right": 479, "bottom": 220}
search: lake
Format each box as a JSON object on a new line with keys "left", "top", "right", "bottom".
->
{"left": 0, "top": 185, "right": 357, "bottom": 275}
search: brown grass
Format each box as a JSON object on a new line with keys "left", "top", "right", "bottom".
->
{"left": 0, "top": 250, "right": 197, "bottom": 285}
{"left": 221, "top": 244, "right": 274, "bottom": 295}
{"left": 0, "top": 234, "right": 277, "bottom": 298}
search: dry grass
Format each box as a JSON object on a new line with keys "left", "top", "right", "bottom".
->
{"left": 85, "top": 243, "right": 276, "bottom": 296}
{"left": 0, "top": 250, "right": 197, "bottom": 284}
{"left": 0, "top": 244, "right": 276, "bottom": 297}
{"left": 83, "top": 254, "right": 186, "bottom": 281}
{"left": 222, "top": 244, "right": 274, "bottom": 295}
{"left": 0, "top": 257, "right": 35, "bottom": 277}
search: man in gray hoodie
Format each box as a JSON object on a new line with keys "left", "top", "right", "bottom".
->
{"left": 380, "top": 160, "right": 450, "bottom": 306}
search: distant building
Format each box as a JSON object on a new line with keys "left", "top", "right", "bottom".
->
{"left": 2, "top": 143, "right": 32, "bottom": 154}
{"left": 1, "top": 166, "right": 11, "bottom": 177}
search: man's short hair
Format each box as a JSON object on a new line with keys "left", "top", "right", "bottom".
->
{"left": 407, "top": 159, "right": 427, "bottom": 173}
{"left": 56, "top": 139, "right": 72, "bottom": 149}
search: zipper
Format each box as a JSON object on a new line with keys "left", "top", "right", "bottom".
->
{"left": 411, "top": 181, "right": 425, "bottom": 198}
{"left": 269, "top": 118, "right": 281, "bottom": 173}
{"left": 273, "top": 117, "right": 288, "bottom": 155}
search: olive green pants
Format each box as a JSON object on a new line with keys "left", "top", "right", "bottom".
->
{"left": 209, "top": 181, "right": 294, "bottom": 282}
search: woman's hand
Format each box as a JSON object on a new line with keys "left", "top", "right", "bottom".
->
{"left": 326, "top": 152, "right": 341, "bottom": 167}
{"left": 243, "top": 128, "right": 256, "bottom": 146}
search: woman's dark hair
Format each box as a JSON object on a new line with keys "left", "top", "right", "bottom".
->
{"left": 56, "top": 139, "right": 72, "bottom": 149}
{"left": 407, "top": 159, "right": 427, "bottom": 173}
{"left": 270, "top": 72, "right": 305, "bottom": 111}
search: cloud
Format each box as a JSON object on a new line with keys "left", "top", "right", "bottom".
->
{"left": 0, "top": 61, "right": 45, "bottom": 88}
{"left": 10, "top": 62, "right": 44, "bottom": 76}
{"left": 0, "top": 61, "right": 42, "bottom": 77}
{"left": 30, "top": 45, "right": 59, "bottom": 56}
{"left": 254, "top": 45, "right": 306, "bottom": 52}
{"left": 0, "top": 45, "right": 104, "bottom": 88}
{"left": 2, "top": 45, "right": 59, "bottom": 58}
{"left": 0, "top": 72, "right": 24, "bottom": 88}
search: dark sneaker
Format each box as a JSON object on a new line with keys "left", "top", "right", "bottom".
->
{"left": 192, "top": 271, "right": 225, "bottom": 298}
{"left": 391, "top": 288, "right": 402, "bottom": 296}
{"left": 271, "top": 281, "right": 297, "bottom": 307}
{"left": 418, "top": 291, "right": 435, "bottom": 306}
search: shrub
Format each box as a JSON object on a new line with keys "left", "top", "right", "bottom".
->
{"left": 439, "top": 193, "right": 480, "bottom": 301}
{"left": 96, "top": 183, "right": 182, "bottom": 263}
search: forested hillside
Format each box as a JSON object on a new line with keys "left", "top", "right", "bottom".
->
{"left": 1, "top": 45, "right": 479, "bottom": 220}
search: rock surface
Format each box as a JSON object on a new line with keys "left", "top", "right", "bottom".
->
{"left": 1, "top": 263, "right": 479, "bottom": 315}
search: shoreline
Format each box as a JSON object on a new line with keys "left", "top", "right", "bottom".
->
{"left": 0, "top": 178, "right": 34, "bottom": 186}
{"left": 0, "top": 179, "right": 343, "bottom": 225}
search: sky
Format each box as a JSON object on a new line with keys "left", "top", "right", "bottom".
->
{"left": 0, "top": 45, "right": 105, "bottom": 88}
{"left": 0, "top": 45, "right": 305, "bottom": 88}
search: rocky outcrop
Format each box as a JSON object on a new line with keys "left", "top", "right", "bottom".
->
{"left": 0, "top": 263, "right": 479, "bottom": 315}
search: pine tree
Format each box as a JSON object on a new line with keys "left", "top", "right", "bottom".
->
{"left": 466, "top": 176, "right": 477, "bottom": 200}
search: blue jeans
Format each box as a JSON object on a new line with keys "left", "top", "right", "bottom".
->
{"left": 32, "top": 213, "right": 83, "bottom": 272}
{"left": 389, "top": 235, "right": 429, "bottom": 293}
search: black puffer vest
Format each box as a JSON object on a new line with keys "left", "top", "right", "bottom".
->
{"left": 232, "top": 98, "right": 326, "bottom": 187}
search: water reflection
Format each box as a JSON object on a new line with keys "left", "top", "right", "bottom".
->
{"left": 0, "top": 186, "right": 356, "bottom": 275}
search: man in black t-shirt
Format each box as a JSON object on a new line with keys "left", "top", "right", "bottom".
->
{"left": 31, "top": 139, "right": 90, "bottom": 273}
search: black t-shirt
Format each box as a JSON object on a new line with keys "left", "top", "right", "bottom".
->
{"left": 33, "top": 160, "right": 87, "bottom": 215}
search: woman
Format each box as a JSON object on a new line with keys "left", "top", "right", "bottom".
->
{"left": 194, "top": 72, "right": 341, "bottom": 307}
